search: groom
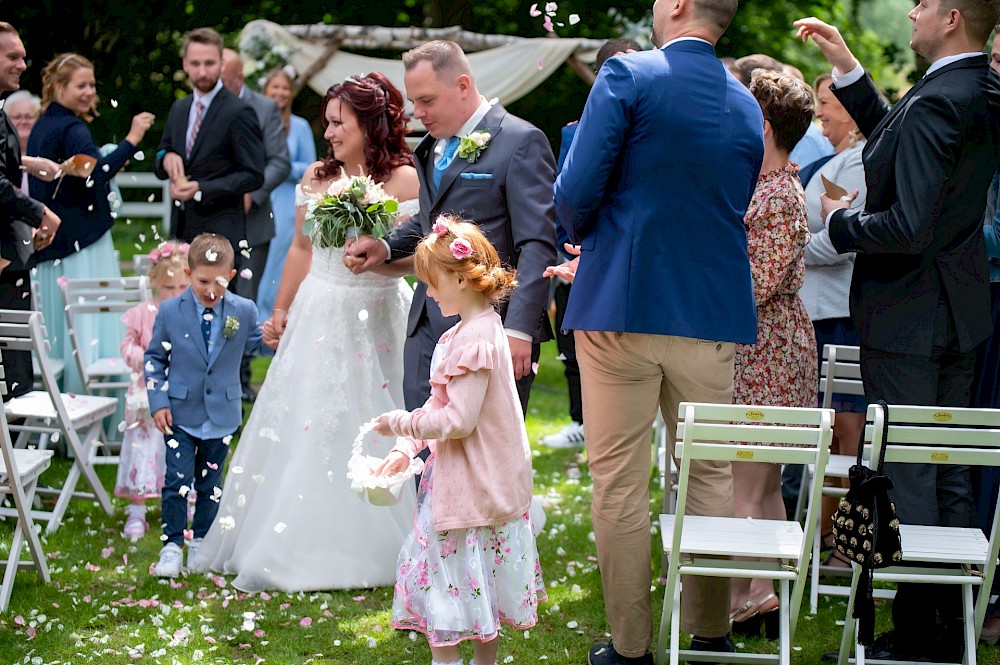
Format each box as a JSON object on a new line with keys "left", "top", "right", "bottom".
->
{"left": 346, "top": 40, "right": 557, "bottom": 412}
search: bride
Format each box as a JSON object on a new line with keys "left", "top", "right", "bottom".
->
{"left": 191, "top": 73, "right": 420, "bottom": 591}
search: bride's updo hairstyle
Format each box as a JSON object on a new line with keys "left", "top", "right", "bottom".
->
{"left": 414, "top": 214, "right": 517, "bottom": 304}
{"left": 315, "top": 72, "right": 414, "bottom": 183}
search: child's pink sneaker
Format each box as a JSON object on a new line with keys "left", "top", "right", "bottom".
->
{"left": 123, "top": 512, "right": 148, "bottom": 541}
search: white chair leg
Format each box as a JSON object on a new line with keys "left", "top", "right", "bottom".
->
{"left": 779, "top": 578, "right": 791, "bottom": 665}
{"left": 963, "top": 584, "right": 976, "bottom": 665}
{"left": 811, "top": 517, "right": 821, "bottom": 614}
{"left": 670, "top": 578, "right": 682, "bottom": 665}
{"left": 839, "top": 566, "right": 861, "bottom": 665}
{"left": 21, "top": 477, "right": 49, "bottom": 582}
{"left": 657, "top": 565, "right": 677, "bottom": 665}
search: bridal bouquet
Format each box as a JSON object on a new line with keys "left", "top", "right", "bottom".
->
{"left": 303, "top": 171, "right": 399, "bottom": 249}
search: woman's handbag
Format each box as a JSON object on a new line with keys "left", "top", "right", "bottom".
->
{"left": 830, "top": 400, "right": 903, "bottom": 645}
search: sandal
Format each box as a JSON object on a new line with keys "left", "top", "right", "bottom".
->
{"left": 820, "top": 548, "right": 853, "bottom": 571}
{"left": 731, "top": 593, "right": 780, "bottom": 638}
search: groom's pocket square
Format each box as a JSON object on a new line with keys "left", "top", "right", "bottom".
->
{"left": 460, "top": 173, "right": 494, "bottom": 180}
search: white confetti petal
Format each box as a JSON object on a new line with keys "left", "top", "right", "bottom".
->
{"left": 273, "top": 522, "right": 287, "bottom": 534}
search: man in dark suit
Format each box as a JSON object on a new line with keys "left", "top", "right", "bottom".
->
{"left": 0, "top": 22, "right": 61, "bottom": 400}
{"left": 346, "top": 40, "right": 556, "bottom": 413}
{"left": 553, "top": 0, "right": 764, "bottom": 661}
{"left": 154, "top": 28, "right": 264, "bottom": 260}
{"left": 220, "top": 47, "right": 290, "bottom": 402}
{"left": 797, "top": 1, "right": 1000, "bottom": 659}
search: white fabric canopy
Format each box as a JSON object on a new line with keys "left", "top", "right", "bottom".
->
{"left": 241, "top": 20, "right": 593, "bottom": 121}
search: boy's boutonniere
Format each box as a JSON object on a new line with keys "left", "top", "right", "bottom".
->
{"left": 458, "top": 130, "right": 491, "bottom": 163}
{"left": 223, "top": 315, "right": 240, "bottom": 339}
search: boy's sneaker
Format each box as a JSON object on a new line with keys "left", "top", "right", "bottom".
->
{"left": 153, "top": 543, "right": 183, "bottom": 578}
{"left": 186, "top": 537, "right": 203, "bottom": 571}
{"left": 541, "top": 422, "right": 585, "bottom": 448}
{"left": 122, "top": 513, "right": 148, "bottom": 542}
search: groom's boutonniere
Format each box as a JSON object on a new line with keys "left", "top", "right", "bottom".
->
{"left": 458, "top": 130, "right": 491, "bottom": 163}
{"left": 223, "top": 315, "right": 240, "bottom": 339}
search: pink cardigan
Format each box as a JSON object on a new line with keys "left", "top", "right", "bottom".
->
{"left": 387, "top": 308, "right": 533, "bottom": 532}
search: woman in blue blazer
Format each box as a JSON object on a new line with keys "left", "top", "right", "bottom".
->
{"left": 27, "top": 52, "right": 154, "bottom": 392}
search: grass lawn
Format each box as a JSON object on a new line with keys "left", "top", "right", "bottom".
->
{"left": 1, "top": 228, "right": 997, "bottom": 663}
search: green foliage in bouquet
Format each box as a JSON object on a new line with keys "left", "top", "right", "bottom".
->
{"left": 302, "top": 173, "right": 400, "bottom": 249}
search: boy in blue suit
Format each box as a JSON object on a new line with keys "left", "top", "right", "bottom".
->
{"left": 145, "top": 233, "right": 272, "bottom": 577}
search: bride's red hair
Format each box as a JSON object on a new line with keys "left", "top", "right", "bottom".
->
{"left": 315, "top": 72, "right": 414, "bottom": 183}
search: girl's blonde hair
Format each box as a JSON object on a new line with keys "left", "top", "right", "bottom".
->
{"left": 40, "top": 52, "right": 98, "bottom": 121}
{"left": 147, "top": 240, "right": 190, "bottom": 290}
{"left": 414, "top": 215, "right": 517, "bottom": 303}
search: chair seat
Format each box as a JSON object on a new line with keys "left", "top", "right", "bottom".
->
{"left": 5, "top": 391, "right": 118, "bottom": 426}
{"left": 85, "top": 357, "right": 129, "bottom": 377}
{"left": 898, "top": 524, "right": 990, "bottom": 566}
{"left": 661, "top": 514, "right": 804, "bottom": 560}
{"left": 0, "top": 449, "right": 54, "bottom": 483}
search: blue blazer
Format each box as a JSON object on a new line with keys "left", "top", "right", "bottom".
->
{"left": 27, "top": 103, "right": 137, "bottom": 263}
{"left": 145, "top": 288, "right": 271, "bottom": 434}
{"left": 554, "top": 40, "right": 764, "bottom": 343}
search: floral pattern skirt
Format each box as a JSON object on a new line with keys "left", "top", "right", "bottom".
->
{"left": 391, "top": 456, "right": 547, "bottom": 646}
{"left": 113, "top": 393, "right": 165, "bottom": 500}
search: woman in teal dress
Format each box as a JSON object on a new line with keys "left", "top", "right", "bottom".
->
{"left": 27, "top": 52, "right": 155, "bottom": 392}
{"left": 255, "top": 68, "right": 316, "bottom": 321}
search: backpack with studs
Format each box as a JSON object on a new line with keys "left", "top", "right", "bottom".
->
{"left": 830, "top": 400, "right": 902, "bottom": 645}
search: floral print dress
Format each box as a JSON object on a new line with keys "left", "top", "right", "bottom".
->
{"left": 391, "top": 339, "right": 547, "bottom": 647}
{"left": 734, "top": 164, "right": 818, "bottom": 414}
{"left": 114, "top": 302, "right": 165, "bottom": 499}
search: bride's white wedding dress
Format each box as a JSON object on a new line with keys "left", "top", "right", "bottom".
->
{"left": 190, "top": 193, "right": 418, "bottom": 592}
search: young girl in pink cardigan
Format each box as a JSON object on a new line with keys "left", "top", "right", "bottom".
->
{"left": 116, "top": 241, "right": 189, "bottom": 540}
{"left": 374, "top": 216, "right": 546, "bottom": 665}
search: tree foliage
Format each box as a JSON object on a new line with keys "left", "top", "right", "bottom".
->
{"left": 11, "top": 0, "right": 913, "bottom": 153}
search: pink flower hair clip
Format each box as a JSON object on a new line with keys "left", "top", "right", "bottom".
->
{"left": 449, "top": 238, "right": 473, "bottom": 260}
{"left": 431, "top": 216, "right": 449, "bottom": 239}
{"left": 148, "top": 240, "right": 190, "bottom": 265}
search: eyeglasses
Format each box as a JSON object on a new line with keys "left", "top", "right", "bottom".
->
{"left": 7, "top": 114, "right": 36, "bottom": 122}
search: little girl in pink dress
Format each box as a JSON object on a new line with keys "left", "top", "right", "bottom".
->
{"left": 116, "top": 241, "right": 189, "bottom": 540}
{"left": 374, "top": 216, "right": 546, "bottom": 665}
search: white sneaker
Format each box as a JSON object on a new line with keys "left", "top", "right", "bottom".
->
{"left": 186, "top": 537, "right": 203, "bottom": 571}
{"left": 541, "top": 422, "right": 585, "bottom": 448}
{"left": 153, "top": 542, "right": 183, "bottom": 578}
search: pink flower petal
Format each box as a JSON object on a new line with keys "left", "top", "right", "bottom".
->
{"left": 537, "top": 59, "right": 545, "bottom": 70}
{"left": 299, "top": 617, "right": 313, "bottom": 627}
{"left": 528, "top": 3, "right": 541, "bottom": 17}
{"left": 543, "top": 15, "right": 554, "bottom": 31}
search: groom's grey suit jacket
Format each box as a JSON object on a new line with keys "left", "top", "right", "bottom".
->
{"left": 386, "top": 103, "right": 557, "bottom": 408}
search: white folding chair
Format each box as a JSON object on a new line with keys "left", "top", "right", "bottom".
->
{"left": 28, "top": 281, "right": 63, "bottom": 391}
{"left": 654, "top": 409, "right": 679, "bottom": 512}
{"left": 658, "top": 402, "right": 834, "bottom": 665}
{"left": 837, "top": 403, "right": 1000, "bottom": 665}
{"left": 60, "top": 276, "right": 149, "bottom": 396}
{"left": 0, "top": 350, "right": 52, "bottom": 612}
{"left": 803, "top": 345, "right": 895, "bottom": 613}
{"left": 132, "top": 253, "right": 152, "bottom": 277}
{"left": 61, "top": 276, "right": 149, "bottom": 457}
{"left": 0, "top": 310, "right": 117, "bottom": 533}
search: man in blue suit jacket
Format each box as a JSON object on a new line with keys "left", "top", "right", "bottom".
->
{"left": 553, "top": 0, "right": 763, "bottom": 661}
{"left": 145, "top": 234, "right": 272, "bottom": 577}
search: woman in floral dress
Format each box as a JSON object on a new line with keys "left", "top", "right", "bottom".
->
{"left": 730, "top": 70, "right": 818, "bottom": 634}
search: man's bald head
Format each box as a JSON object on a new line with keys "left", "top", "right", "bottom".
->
{"left": 220, "top": 47, "right": 244, "bottom": 95}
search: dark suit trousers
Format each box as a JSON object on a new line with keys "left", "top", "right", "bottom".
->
{"left": 0, "top": 270, "right": 33, "bottom": 401}
{"left": 553, "top": 280, "right": 583, "bottom": 424}
{"left": 860, "top": 297, "right": 975, "bottom": 648}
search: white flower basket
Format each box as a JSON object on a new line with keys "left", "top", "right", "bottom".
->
{"left": 347, "top": 418, "right": 424, "bottom": 506}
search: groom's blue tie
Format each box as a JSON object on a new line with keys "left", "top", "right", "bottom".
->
{"left": 433, "top": 136, "right": 461, "bottom": 190}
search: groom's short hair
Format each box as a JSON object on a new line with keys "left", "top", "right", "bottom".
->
{"left": 402, "top": 40, "right": 473, "bottom": 82}
{"left": 691, "top": 0, "right": 740, "bottom": 35}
